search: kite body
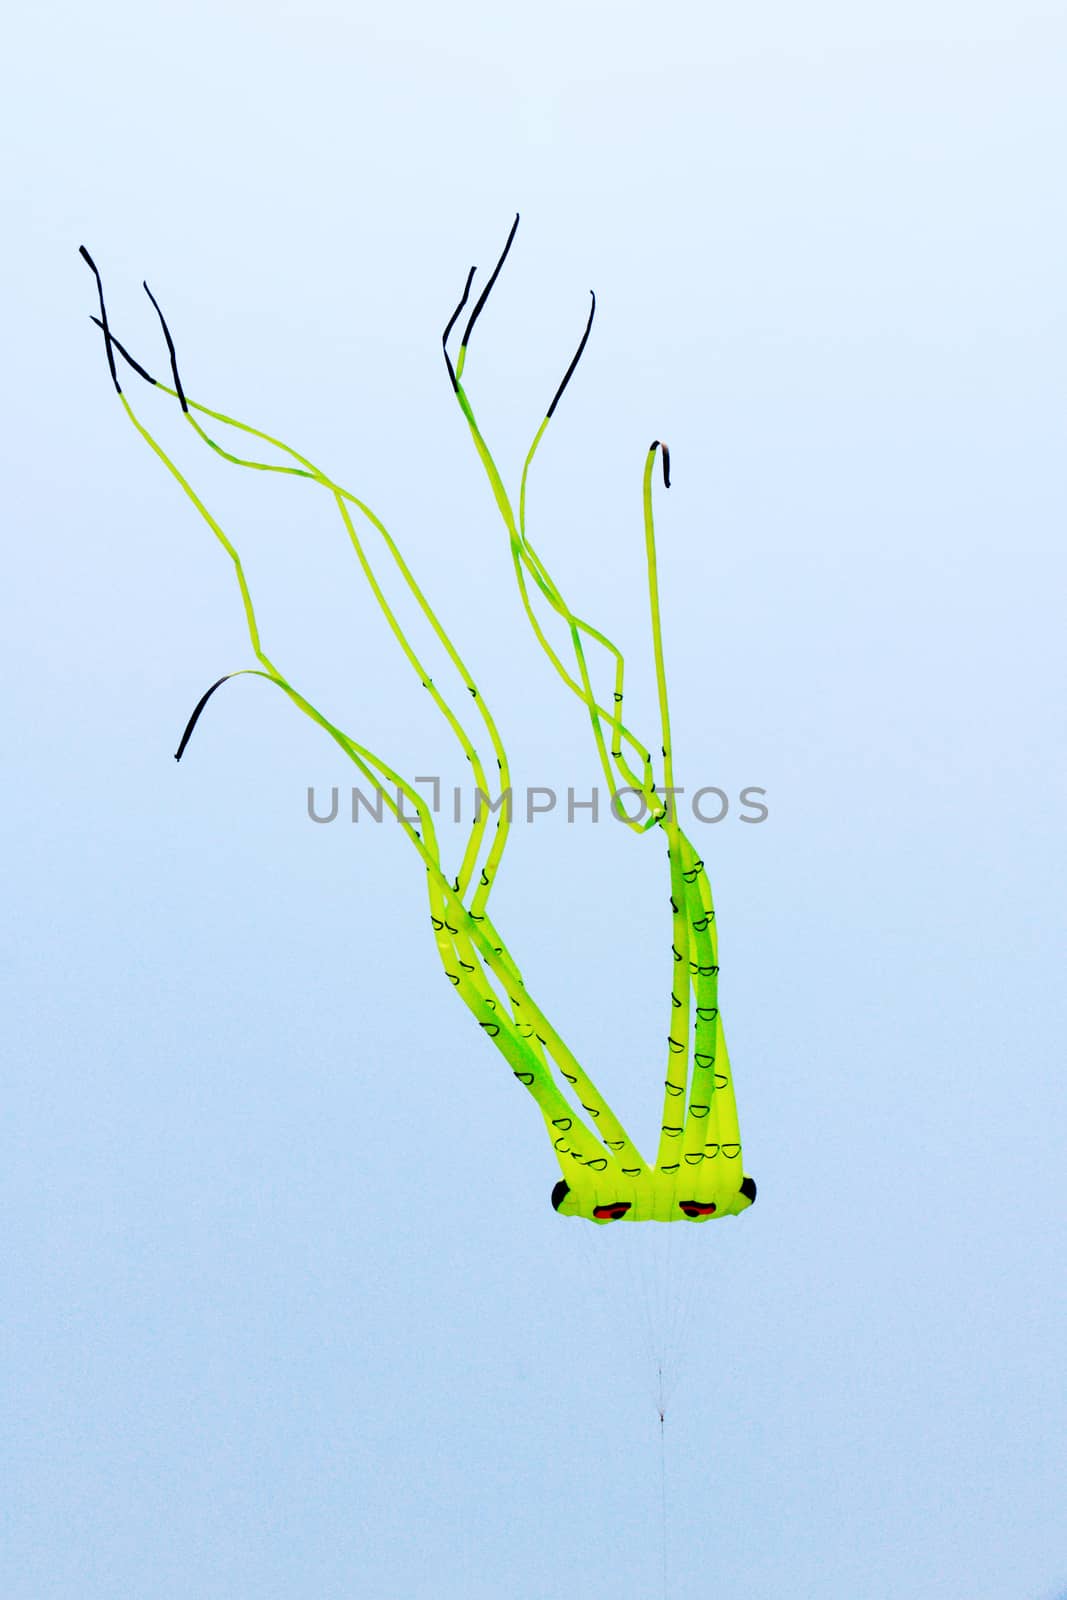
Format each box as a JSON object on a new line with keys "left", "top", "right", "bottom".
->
{"left": 82, "top": 221, "right": 756, "bottom": 1224}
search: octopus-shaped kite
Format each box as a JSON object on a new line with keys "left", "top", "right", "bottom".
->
{"left": 81, "top": 218, "right": 756, "bottom": 1225}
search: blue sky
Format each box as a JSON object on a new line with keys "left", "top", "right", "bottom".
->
{"left": 3, "top": 1, "right": 1065, "bottom": 1595}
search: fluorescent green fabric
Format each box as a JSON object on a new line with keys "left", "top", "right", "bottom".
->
{"left": 82, "top": 225, "right": 755, "bottom": 1224}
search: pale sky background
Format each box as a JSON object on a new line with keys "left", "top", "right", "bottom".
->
{"left": 3, "top": 2, "right": 1065, "bottom": 1596}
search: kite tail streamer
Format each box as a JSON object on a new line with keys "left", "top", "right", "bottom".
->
{"left": 82, "top": 249, "right": 641, "bottom": 1181}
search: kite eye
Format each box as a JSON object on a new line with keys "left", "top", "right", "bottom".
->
{"left": 678, "top": 1200, "right": 717, "bottom": 1219}
{"left": 550, "top": 1180, "right": 571, "bottom": 1212}
{"left": 739, "top": 1176, "right": 757, "bottom": 1204}
{"left": 592, "top": 1202, "right": 632, "bottom": 1221}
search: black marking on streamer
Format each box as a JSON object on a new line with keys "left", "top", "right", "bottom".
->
{"left": 740, "top": 1175, "right": 758, "bottom": 1203}
{"left": 174, "top": 673, "right": 241, "bottom": 761}
{"left": 661, "top": 1124, "right": 683, "bottom": 1139}
{"left": 683, "top": 1153, "right": 704, "bottom": 1166}
{"left": 581, "top": 1103, "right": 601, "bottom": 1120}
{"left": 585, "top": 1158, "right": 608, "bottom": 1173}
{"left": 605, "top": 1138, "right": 625, "bottom": 1151}
{"left": 442, "top": 264, "right": 477, "bottom": 391}
{"left": 514, "top": 1070, "right": 535, "bottom": 1086}
{"left": 90, "top": 316, "right": 157, "bottom": 386}
{"left": 552, "top": 1116, "right": 572, "bottom": 1130}
{"left": 479, "top": 1021, "right": 500, "bottom": 1038}
{"left": 430, "top": 916, "right": 444, "bottom": 931}
{"left": 546, "top": 290, "right": 595, "bottom": 418}
{"left": 689, "top": 1103, "right": 710, "bottom": 1119}
{"left": 551, "top": 1179, "right": 570, "bottom": 1211}
{"left": 694, "top": 1052, "right": 715, "bottom": 1070}
{"left": 664, "top": 1079, "right": 684, "bottom": 1098}
{"left": 80, "top": 247, "right": 121, "bottom": 394}
{"left": 721, "top": 1143, "right": 741, "bottom": 1159}
{"left": 142, "top": 281, "right": 188, "bottom": 412}
{"left": 460, "top": 212, "right": 520, "bottom": 353}
{"left": 622, "top": 1167, "right": 643, "bottom": 1178}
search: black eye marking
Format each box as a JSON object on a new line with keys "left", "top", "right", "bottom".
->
{"left": 551, "top": 1180, "right": 571, "bottom": 1211}
{"left": 739, "top": 1176, "right": 757, "bottom": 1204}
{"left": 679, "top": 1200, "right": 717, "bottom": 1219}
{"left": 593, "top": 1202, "right": 631, "bottom": 1221}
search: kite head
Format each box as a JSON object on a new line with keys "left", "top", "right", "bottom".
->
{"left": 551, "top": 1165, "right": 757, "bottom": 1224}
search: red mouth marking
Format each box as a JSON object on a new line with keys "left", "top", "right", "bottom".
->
{"left": 679, "top": 1200, "right": 717, "bottom": 1218}
{"left": 593, "top": 1202, "right": 632, "bottom": 1221}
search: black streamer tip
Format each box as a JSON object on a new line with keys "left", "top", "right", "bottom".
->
{"left": 458, "top": 212, "right": 520, "bottom": 353}
{"left": 442, "top": 264, "right": 477, "bottom": 392}
{"left": 142, "top": 280, "right": 189, "bottom": 413}
{"left": 80, "top": 245, "right": 121, "bottom": 394}
{"left": 649, "top": 440, "right": 671, "bottom": 487}
{"left": 89, "top": 316, "right": 158, "bottom": 386}
{"left": 174, "top": 673, "right": 239, "bottom": 761}
{"left": 546, "top": 290, "right": 596, "bottom": 419}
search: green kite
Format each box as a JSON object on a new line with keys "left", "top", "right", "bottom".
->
{"left": 81, "top": 218, "right": 756, "bottom": 1225}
